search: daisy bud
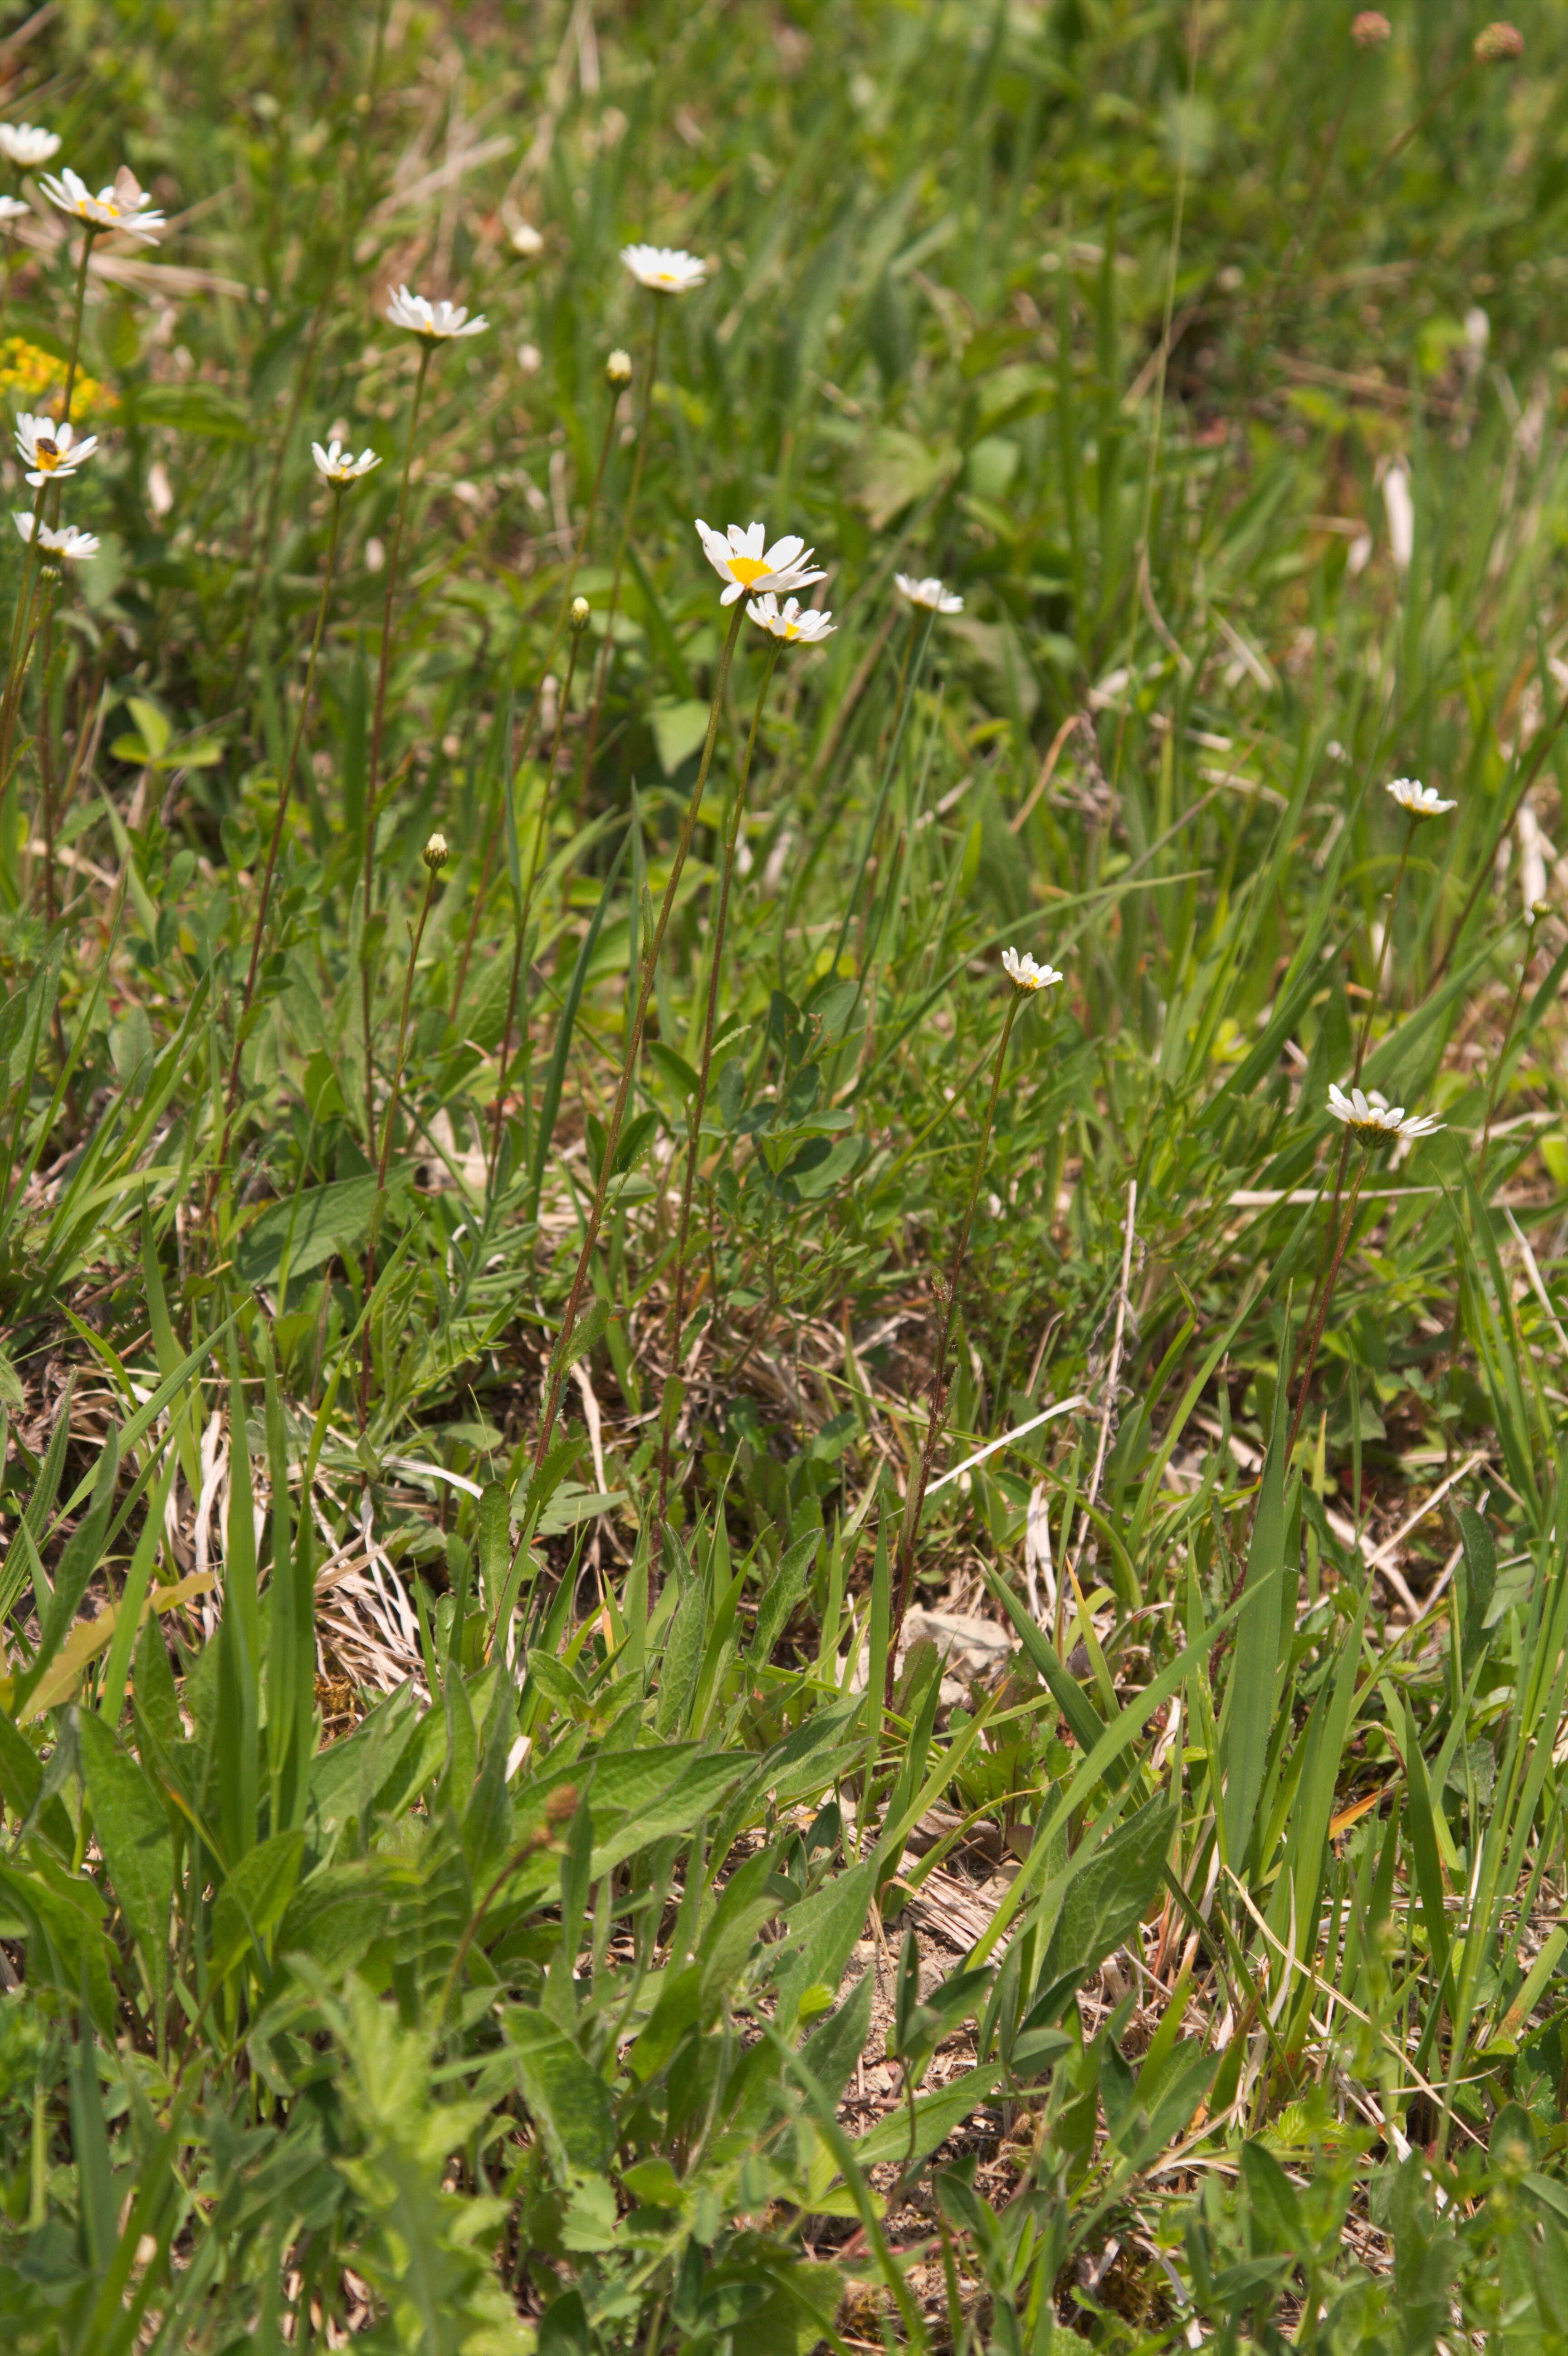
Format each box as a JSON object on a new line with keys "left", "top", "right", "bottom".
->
{"left": 570, "top": 595, "right": 591, "bottom": 633}
{"left": 423, "top": 832, "right": 449, "bottom": 873}
{"left": 1473, "top": 21, "right": 1523, "bottom": 62}
{"left": 510, "top": 222, "right": 544, "bottom": 259}
{"left": 606, "top": 348, "right": 633, "bottom": 387}
{"left": 1350, "top": 10, "right": 1392, "bottom": 45}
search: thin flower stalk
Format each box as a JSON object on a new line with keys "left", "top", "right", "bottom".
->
{"left": 0, "top": 234, "right": 95, "bottom": 797}
{"left": 832, "top": 606, "right": 937, "bottom": 987}
{"left": 655, "top": 637, "right": 783, "bottom": 1540}
{"left": 1284, "top": 1154, "right": 1371, "bottom": 1466}
{"left": 215, "top": 485, "right": 347, "bottom": 1176}
{"left": 449, "top": 375, "right": 625, "bottom": 1020}
{"left": 887, "top": 986, "right": 1024, "bottom": 1701}
{"left": 378, "top": 837, "right": 449, "bottom": 1187}
{"left": 488, "top": 611, "right": 590, "bottom": 1188}
{"left": 577, "top": 298, "right": 663, "bottom": 795}
{"left": 360, "top": 340, "right": 434, "bottom": 1159}
{"left": 1288, "top": 807, "right": 1417, "bottom": 1422}
{"left": 530, "top": 600, "right": 746, "bottom": 1476}
{"left": 360, "top": 835, "right": 448, "bottom": 1422}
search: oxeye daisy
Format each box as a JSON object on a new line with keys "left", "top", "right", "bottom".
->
{"left": 0, "top": 123, "right": 59, "bottom": 170}
{"left": 1002, "top": 946, "right": 1064, "bottom": 994}
{"left": 312, "top": 438, "right": 381, "bottom": 484}
{"left": 621, "top": 242, "right": 707, "bottom": 294}
{"left": 14, "top": 412, "right": 96, "bottom": 484}
{"left": 694, "top": 518, "right": 826, "bottom": 606}
{"left": 1327, "top": 1083, "right": 1442, "bottom": 1145}
{"left": 384, "top": 284, "right": 488, "bottom": 342}
{"left": 895, "top": 572, "right": 963, "bottom": 615}
{"left": 746, "top": 591, "right": 835, "bottom": 644}
{"left": 0, "top": 197, "right": 29, "bottom": 225}
{"left": 41, "top": 164, "right": 163, "bottom": 244}
{"left": 1385, "top": 776, "right": 1456, "bottom": 820}
{"left": 12, "top": 513, "right": 98, "bottom": 560}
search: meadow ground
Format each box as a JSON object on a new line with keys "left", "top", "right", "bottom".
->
{"left": 2, "top": 0, "right": 1568, "bottom": 2347}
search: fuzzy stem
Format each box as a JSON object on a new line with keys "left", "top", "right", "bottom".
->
{"left": 530, "top": 598, "right": 744, "bottom": 1475}
{"left": 888, "top": 988, "right": 1022, "bottom": 1701}
{"left": 655, "top": 638, "right": 782, "bottom": 1543}
{"left": 488, "top": 627, "right": 586, "bottom": 1188}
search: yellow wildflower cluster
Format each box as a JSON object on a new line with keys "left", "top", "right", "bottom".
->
{"left": 0, "top": 334, "right": 114, "bottom": 420}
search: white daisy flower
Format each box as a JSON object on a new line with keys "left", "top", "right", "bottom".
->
{"left": 1386, "top": 776, "right": 1456, "bottom": 820}
{"left": 312, "top": 438, "right": 381, "bottom": 484}
{"left": 1327, "top": 1083, "right": 1442, "bottom": 1144}
{"left": 41, "top": 164, "right": 163, "bottom": 244}
{"left": 694, "top": 518, "right": 826, "bottom": 606}
{"left": 746, "top": 591, "right": 835, "bottom": 645}
{"left": 0, "top": 124, "right": 59, "bottom": 171}
{"left": 13, "top": 513, "right": 98, "bottom": 560}
{"left": 895, "top": 572, "right": 963, "bottom": 615}
{"left": 14, "top": 413, "right": 96, "bottom": 485}
{"left": 0, "top": 197, "right": 28, "bottom": 224}
{"left": 384, "top": 284, "right": 488, "bottom": 342}
{"left": 1002, "top": 946, "right": 1064, "bottom": 993}
{"left": 621, "top": 242, "right": 707, "bottom": 294}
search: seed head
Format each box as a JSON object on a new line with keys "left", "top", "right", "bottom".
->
{"left": 1350, "top": 11, "right": 1392, "bottom": 47}
{"left": 423, "top": 831, "right": 449, "bottom": 873}
{"left": 606, "top": 347, "right": 633, "bottom": 387}
{"left": 1474, "top": 21, "right": 1523, "bottom": 63}
{"left": 570, "top": 595, "right": 591, "bottom": 633}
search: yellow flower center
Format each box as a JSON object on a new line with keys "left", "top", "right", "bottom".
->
{"left": 727, "top": 555, "right": 770, "bottom": 585}
{"left": 35, "top": 439, "right": 59, "bottom": 468}
{"left": 784, "top": 620, "right": 801, "bottom": 640}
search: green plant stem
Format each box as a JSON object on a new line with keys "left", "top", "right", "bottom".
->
{"left": 59, "top": 226, "right": 94, "bottom": 426}
{"left": 449, "top": 386, "right": 620, "bottom": 1022}
{"left": 1284, "top": 1152, "right": 1369, "bottom": 1469}
{"left": 530, "top": 598, "right": 745, "bottom": 1476}
{"left": 0, "top": 233, "right": 95, "bottom": 874}
{"left": 655, "top": 638, "right": 782, "bottom": 1544}
{"left": 215, "top": 486, "right": 344, "bottom": 1174}
{"left": 1288, "top": 815, "right": 1415, "bottom": 1420}
{"left": 377, "top": 865, "right": 442, "bottom": 1189}
{"left": 888, "top": 987, "right": 1021, "bottom": 1702}
{"left": 488, "top": 629, "right": 585, "bottom": 1188}
{"left": 359, "top": 856, "right": 442, "bottom": 1424}
{"left": 360, "top": 339, "right": 433, "bottom": 1160}
{"left": 578, "top": 294, "right": 663, "bottom": 796}
{"left": 1370, "top": 57, "right": 1479, "bottom": 183}
{"left": 833, "top": 609, "right": 933, "bottom": 985}
{"left": 1475, "top": 932, "right": 1533, "bottom": 1203}
{"left": 1440, "top": 923, "right": 1536, "bottom": 1413}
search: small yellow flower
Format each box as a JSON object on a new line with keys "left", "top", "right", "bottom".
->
{"left": 0, "top": 337, "right": 113, "bottom": 418}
